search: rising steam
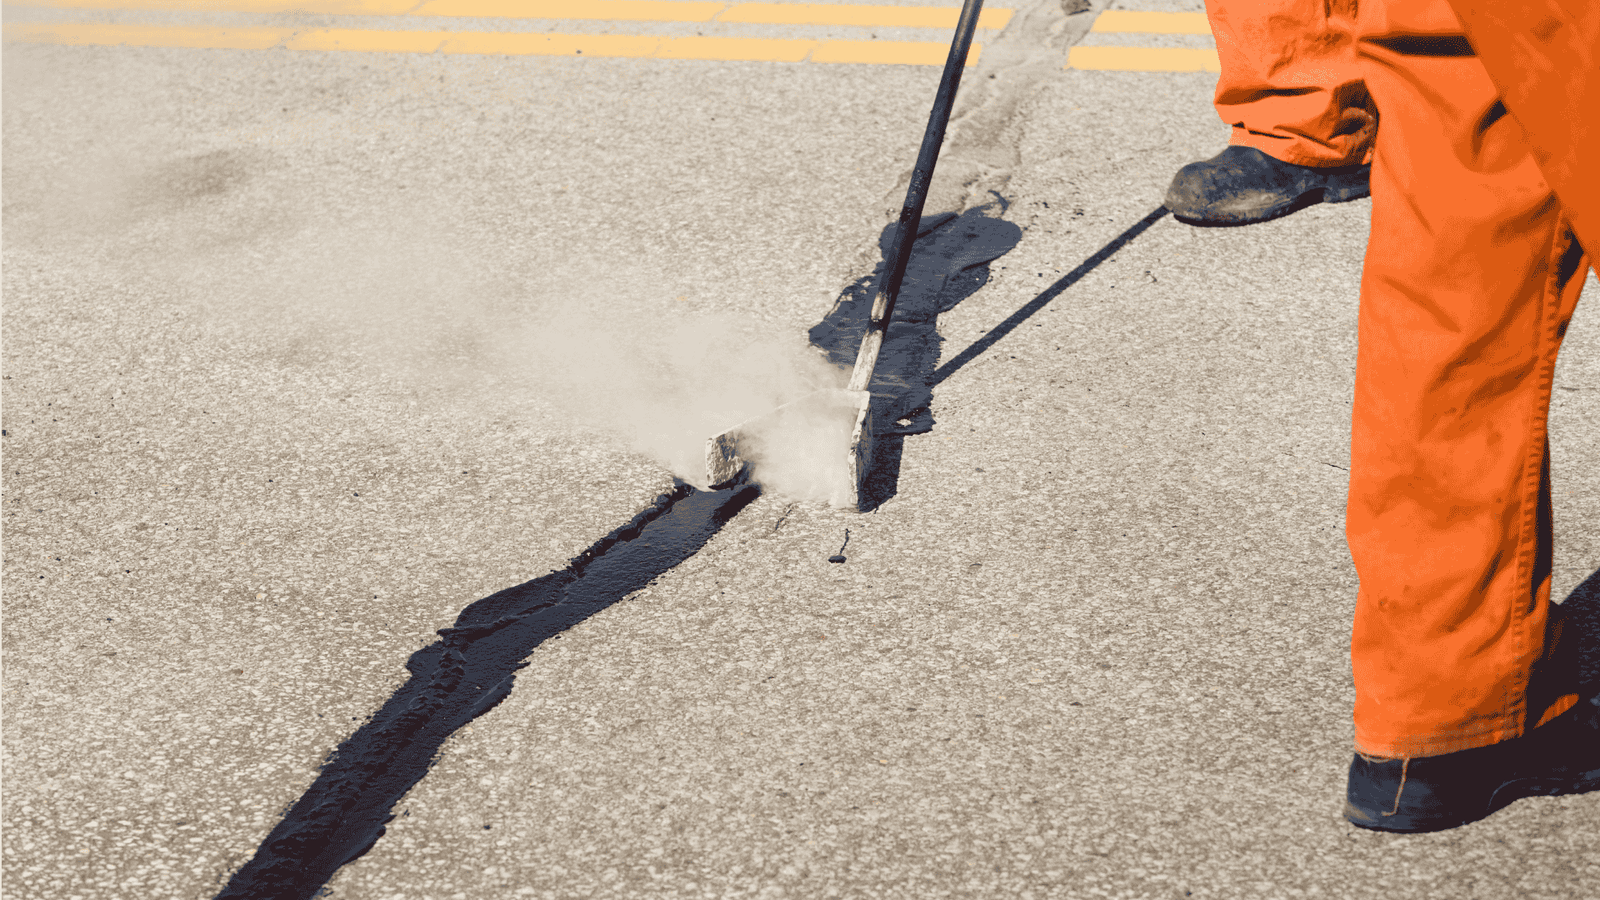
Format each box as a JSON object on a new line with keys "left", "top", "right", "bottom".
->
{"left": 4, "top": 44, "right": 861, "bottom": 503}
{"left": 491, "top": 284, "right": 855, "bottom": 498}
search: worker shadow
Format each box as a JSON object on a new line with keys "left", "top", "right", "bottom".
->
{"left": 1522, "top": 566, "right": 1600, "bottom": 805}
{"left": 808, "top": 204, "right": 1023, "bottom": 510}
{"left": 1565, "top": 566, "right": 1600, "bottom": 696}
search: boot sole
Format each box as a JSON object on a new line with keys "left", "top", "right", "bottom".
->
{"left": 1342, "top": 800, "right": 1472, "bottom": 834}
{"left": 1343, "top": 765, "right": 1600, "bottom": 833}
{"left": 1168, "top": 167, "right": 1371, "bottom": 227}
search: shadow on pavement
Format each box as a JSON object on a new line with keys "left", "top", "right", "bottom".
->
{"left": 808, "top": 204, "right": 1023, "bottom": 511}
{"left": 930, "top": 204, "right": 1169, "bottom": 388}
{"left": 1563, "top": 566, "right": 1600, "bottom": 694}
{"left": 807, "top": 204, "right": 1170, "bottom": 510}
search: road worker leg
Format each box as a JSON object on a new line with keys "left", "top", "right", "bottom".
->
{"left": 1208, "top": 0, "right": 1374, "bottom": 166}
{"left": 1346, "top": 0, "right": 1589, "bottom": 759}
{"left": 1164, "top": 0, "right": 1375, "bottom": 225}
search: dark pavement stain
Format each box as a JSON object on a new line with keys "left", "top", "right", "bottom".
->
{"left": 135, "top": 149, "right": 262, "bottom": 210}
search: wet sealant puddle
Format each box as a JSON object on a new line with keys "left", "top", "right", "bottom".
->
{"left": 216, "top": 483, "right": 758, "bottom": 900}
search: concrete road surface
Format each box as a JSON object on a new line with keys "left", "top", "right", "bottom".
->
{"left": 4, "top": 1, "right": 1599, "bottom": 898}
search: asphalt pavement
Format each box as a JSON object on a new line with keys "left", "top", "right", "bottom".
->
{"left": 4, "top": 1, "right": 1599, "bottom": 898}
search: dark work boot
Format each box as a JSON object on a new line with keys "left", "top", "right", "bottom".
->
{"left": 1344, "top": 695, "right": 1600, "bottom": 833}
{"left": 1164, "top": 145, "right": 1371, "bottom": 226}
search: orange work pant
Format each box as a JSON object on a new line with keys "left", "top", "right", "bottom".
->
{"left": 1346, "top": 0, "right": 1590, "bottom": 757}
{"left": 1207, "top": 0, "right": 1592, "bottom": 757}
{"left": 1206, "top": 0, "right": 1375, "bottom": 166}
{"left": 1446, "top": 0, "right": 1600, "bottom": 258}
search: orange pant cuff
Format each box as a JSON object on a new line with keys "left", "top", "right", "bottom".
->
{"left": 1354, "top": 693, "right": 1579, "bottom": 759}
{"left": 1227, "top": 128, "right": 1372, "bottom": 168}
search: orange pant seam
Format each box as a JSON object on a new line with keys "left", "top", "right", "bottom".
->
{"left": 1505, "top": 216, "right": 1573, "bottom": 736}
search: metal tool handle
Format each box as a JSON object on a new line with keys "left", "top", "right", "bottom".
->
{"left": 846, "top": 0, "right": 986, "bottom": 393}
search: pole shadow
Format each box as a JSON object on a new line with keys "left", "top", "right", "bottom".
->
{"left": 930, "top": 205, "right": 1169, "bottom": 388}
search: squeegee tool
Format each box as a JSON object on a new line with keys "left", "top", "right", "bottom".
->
{"left": 706, "top": 0, "right": 985, "bottom": 507}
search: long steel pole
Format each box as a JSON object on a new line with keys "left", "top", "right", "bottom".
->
{"left": 846, "top": 0, "right": 987, "bottom": 393}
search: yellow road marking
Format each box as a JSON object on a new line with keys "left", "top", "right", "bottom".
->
{"left": 3, "top": 20, "right": 978, "bottom": 63}
{"left": 5, "top": 6, "right": 1214, "bottom": 70}
{"left": 11, "top": 0, "right": 417, "bottom": 11}
{"left": 716, "top": 3, "right": 1011, "bottom": 29}
{"left": 1066, "top": 46, "right": 1219, "bottom": 72}
{"left": 1089, "top": 10, "right": 1211, "bottom": 35}
{"left": 440, "top": 29, "right": 661, "bottom": 55}
{"left": 656, "top": 34, "right": 816, "bottom": 60}
{"left": 415, "top": 0, "right": 725, "bottom": 23}
{"left": 5, "top": 20, "right": 291, "bottom": 47}
{"left": 8, "top": 0, "right": 1013, "bottom": 29}
{"left": 812, "top": 38, "right": 965, "bottom": 64}
{"left": 286, "top": 27, "right": 449, "bottom": 52}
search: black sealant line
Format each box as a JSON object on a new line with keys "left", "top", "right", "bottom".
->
{"left": 217, "top": 209, "right": 1024, "bottom": 897}
{"left": 215, "top": 482, "right": 760, "bottom": 900}
{"left": 829, "top": 528, "right": 850, "bottom": 563}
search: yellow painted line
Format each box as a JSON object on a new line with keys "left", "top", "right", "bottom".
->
{"left": 3, "top": 20, "right": 978, "bottom": 63}
{"left": 441, "top": 29, "right": 661, "bottom": 55}
{"left": 286, "top": 27, "right": 448, "bottom": 52}
{"left": 7, "top": 0, "right": 1015, "bottom": 29}
{"left": 4, "top": 20, "right": 290, "bottom": 47}
{"left": 812, "top": 37, "right": 973, "bottom": 65}
{"left": 657, "top": 34, "right": 816, "bottom": 60}
{"left": 1089, "top": 10, "right": 1210, "bottom": 35}
{"left": 717, "top": 3, "right": 1011, "bottom": 29}
{"left": 1066, "top": 46, "right": 1218, "bottom": 72}
{"left": 10, "top": 0, "right": 415, "bottom": 11}
{"left": 414, "top": 0, "right": 724, "bottom": 23}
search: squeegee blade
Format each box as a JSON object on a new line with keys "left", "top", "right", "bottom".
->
{"left": 704, "top": 389, "right": 873, "bottom": 506}
{"left": 705, "top": 427, "right": 751, "bottom": 490}
{"left": 841, "top": 391, "right": 874, "bottom": 510}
